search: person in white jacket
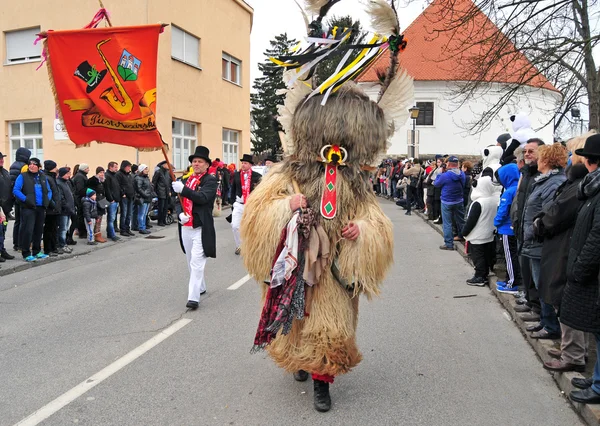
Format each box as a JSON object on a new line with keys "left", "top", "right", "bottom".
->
{"left": 462, "top": 176, "right": 500, "bottom": 286}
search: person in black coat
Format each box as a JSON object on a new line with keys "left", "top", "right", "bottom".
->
{"left": 57, "top": 168, "right": 75, "bottom": 252}
{"left": 72, "top": 164, "right": 90, "bottom": 239}
{"left": 9, "top": 147, "right": 31, "bottom": 251}
{"left": 534, "top": 162, "right": 588, "bottom": 372}
{"left": 560, "top": 134, "right": 600, "bottom": 404}
{"left": 115, "top": 160, "right": 135, "bottom": 236}
{"left": 152, "top": 161, "right": 172, "bottom": 226}
{"left": 104, "top": 162, "right": 121, "bottom": 241}
{"left": 87, "top": 167, "right": 107, "bottom": 243}
{"left": 43, "top": 160, "right": 62, "bottom": 256}
{"left": 228, "top": 154, "right": 261, "bottom": 255}
{"left": 0, "top": 152, "right": 15, "bottom": 261}
{"left": 171, "top": 146, "right": 218, "bottom": 310}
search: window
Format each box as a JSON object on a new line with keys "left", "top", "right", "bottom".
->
{"left": 222, "top": 129, "right": 239, "bottom": 165}
{"left": 171, "top": 26, "right": 200, "bottom": 68}
{"left": 222, "top": 53, "right": 241, "bottom": 85}
{"left": 5, "top": 27, "right": 42, "bottom": 64}
{"left": 172, "top": 119, "right": 197, "bottom": 171}
{"left": 10, "top": 120, "right": 43, "bottom": 162}
{"left": 416, "top": 102, "right": 434, "bottom": 126}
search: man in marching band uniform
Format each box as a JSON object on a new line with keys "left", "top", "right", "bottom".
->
{"left": 172, "top": 146, "right": 218, "bottom": 310}
{"left": 229, "top": 154, "right": 261, "bottom": 255}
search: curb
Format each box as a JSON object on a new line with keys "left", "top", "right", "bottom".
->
{"left": 0, "top": 224, "right": 175, "bottom": 278}
{"left": 406, "top": 205, "right": 599, "bottom": 425}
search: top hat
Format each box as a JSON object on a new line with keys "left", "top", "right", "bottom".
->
{"left": 240, "top": 154, "right": 254, "bottom": 165}
{"left": 189, "top": 146, "right": 211, "bottom": 164}
{"left": 575, "top": 134, "right": 600, "bottom": 158}
{"left": 74, "top": 61, "right": 107, "bottom": 94}
{"left": 265, "top": 156, "right": 277, "bottom": 163}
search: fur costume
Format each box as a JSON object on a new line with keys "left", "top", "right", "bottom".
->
{"left": 510, "top": 112, "right": 537, "bottom": 147}
{"left": 241, "top": 85, "right": 394, "bottom": 376}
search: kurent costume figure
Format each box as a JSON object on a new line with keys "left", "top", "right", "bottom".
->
{"left": 240, "top": 0, "right": 413, "bottom": 413}
{"left": 229, "top": 153, "right": 261, "bottom": 255}
{"left": 172, "top": 146, "right": 218, "bottom": 310}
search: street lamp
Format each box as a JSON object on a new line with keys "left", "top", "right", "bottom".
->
{"left": 408, "top": 106, "right": 420, "bottom": 158}
{"left": 571, "top": 107, "right": 584, "bottom": 135}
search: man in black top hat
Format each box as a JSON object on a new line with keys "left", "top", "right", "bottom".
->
{"left": 171, "top": 146, "right": 218, "bottom": 310}
{"left": 229, "top": 154, "right": 261, "bottom": 255}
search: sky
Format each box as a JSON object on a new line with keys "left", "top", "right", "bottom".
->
{"left": 246, "top": 0, "right": 427, "bottom": 86}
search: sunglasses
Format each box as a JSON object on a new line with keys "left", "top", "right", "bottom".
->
{"left": 524, "top": 149, "right": 537, "bottom": 154}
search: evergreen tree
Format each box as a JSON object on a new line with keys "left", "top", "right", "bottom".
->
{"left": 251, "top": 34, "right": 297, "bottom": 155}
{"left": 314, "top": 16, "right": 367, "bottom": 86}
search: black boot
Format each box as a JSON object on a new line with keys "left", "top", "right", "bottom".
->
{"left": 294, "top": 370, "right": 309, "bottom": 382}
{"left": 313, "top": 379, "right": 331, "bottom": 412}
{"left": 1, "top": 250, "right": 15, "bottom": 260}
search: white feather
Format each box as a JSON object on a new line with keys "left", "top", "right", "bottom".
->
{"left": 363, "top": 0, "right": 400, "bottom": 36}
{"left": 294, "top": 0, "right": 310, "bottom": 33}
{"left": 378, "top": 68, "right": 414, "bottom": 137}
{"left": 305, "top": 0, "right": 329, "bottom": 16}
{"left": 277, "top": 70, "right": 312, "bottom": 155}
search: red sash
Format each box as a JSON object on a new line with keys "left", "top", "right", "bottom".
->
{"left": 182, "top": 172, "right": 205, "bottom": 226}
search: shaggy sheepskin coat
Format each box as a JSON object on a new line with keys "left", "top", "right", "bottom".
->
{"left": 240, "top": 86, "right": 394, "bottom": 377}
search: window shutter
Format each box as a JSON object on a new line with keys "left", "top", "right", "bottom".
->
{"left": 171, "top": 26, "right": 184, "bottom": 61}
{"left": 6, "top": 28, "right": 41, "bottom": 62}
{"left": 184, "top": 33, "right": 199, "bottom": 66}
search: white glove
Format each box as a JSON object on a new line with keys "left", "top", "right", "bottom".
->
{"left": 172, "top": 181, "right": 184, "bottom": 193}
{"left": 179, "top": 212, "right": 190, "bottom": 224}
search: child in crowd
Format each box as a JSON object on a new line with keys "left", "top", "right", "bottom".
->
{"left": 82, "top": 188, "right": 98, "bottom": 246}
{"left": 494, "top": 163, "right": 522, "bottom": 294}
{"left": 462, "top": 176, "right": 500, "bottom": 286}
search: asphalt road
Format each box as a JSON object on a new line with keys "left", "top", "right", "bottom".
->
{"left": 0, "top": 201, "right": 583, "bottom": 425}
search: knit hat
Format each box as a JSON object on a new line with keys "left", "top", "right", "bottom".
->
{"left": 96, "top": 166, "right": 105, "bottom": 174}
{"left": 138, "top": 164, "right": 148, "bottom": 173}
{"left": 44, "top": 160, "right": 57, "bottom": 171}
{"left": 58, "top": 167, "right": 70, "bottom": 177}
{"left": 86, "top": 188, "right": 96, "bottom": 197}
{"left": 28, "top": 158, "right": 41, "bottom": 167}
{"left": 80, "top": 163, "right": 90, "bottom": 172}
{"left": 120, "top": 160, "right": 132, "bottom": 169}
{"left": 131, "top": 164, "right": 138, "bottom": 173}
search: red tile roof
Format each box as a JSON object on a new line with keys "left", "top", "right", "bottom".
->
{"left": 356, "top": 0, "right": 558, "bottom": 92}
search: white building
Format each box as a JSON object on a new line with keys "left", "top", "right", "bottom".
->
{"left": 357, "top": 0, "right": 562, "bottom": 156}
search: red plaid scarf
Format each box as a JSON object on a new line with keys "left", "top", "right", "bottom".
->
{"left": 241, "top": 169, "right": 251, "bottom": 203}
{"left": 252, "top": 226, "right": 298, "bottom": 351}
{"left": 182, "top": 172, "right": 205, "bottom": 227}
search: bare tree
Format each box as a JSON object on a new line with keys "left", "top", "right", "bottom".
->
{"left": 413, "top": 0, "right": 599, "bottom": 135}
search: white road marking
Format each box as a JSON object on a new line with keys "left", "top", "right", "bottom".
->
{"left": 227, "top": 274, "right": 251, "bottom": 290}
{"left": 14, "top": 318, "right": 192, "bottom": 426}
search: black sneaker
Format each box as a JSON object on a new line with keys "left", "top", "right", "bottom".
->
{"left": 139, "top": 230, "right": 151, "bottom": 235}
{"left": 111, "top": 236, "right": 121, "bottom": 242}
{"left": 66, "top": 239, "right": 77, "bottom": 245}
{"left": 466, "top": 276, "right": 486, "bottom": 286}
{"left": 439, "top": 245, "right": 454, "bottom": 251}
{"left": 126, "top": 230, "right": 135, "bottom": 236}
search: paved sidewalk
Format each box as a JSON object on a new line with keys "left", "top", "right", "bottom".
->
{"left": 400, "top": 202, "right": 600, "bottom": 426}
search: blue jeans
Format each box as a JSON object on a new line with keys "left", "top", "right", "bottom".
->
{"left": 530, "top": 258, "right": 561, "bottom": 335}
{"left": 106, "top": 202, "right": 118, "bottom": 238}
{"left": 119, "top": 198, "right": 133, "bottom": 232}
{"left": 86, "top": 220, "right": 95, "bottom": 242}
{"left": 441, "top": 202, "right": 465, "bottom": 248}
{"left": 137, "top": 202, "right": 150, "bottom": 231}
{"left": 0, "top": 220, "right": 5, "bottom": 251}
{"left": 58, "top": 215, "right": 70, "bottom": 247}
{"left": 592, "top": 333, "right": 600, "bottom": 394}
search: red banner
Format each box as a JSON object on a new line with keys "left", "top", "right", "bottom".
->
{"left": 46, "top": 24, "right": 163, "bottom": 149}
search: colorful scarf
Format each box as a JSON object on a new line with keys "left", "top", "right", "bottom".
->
{"left": 251, "top": 208, "right": 316, "bottom": 353}
{"left": 182, "top": 172, "right": 205, "bottom": 226}
{"left": 241, "top": 169, "right": 251, "bottom": 203}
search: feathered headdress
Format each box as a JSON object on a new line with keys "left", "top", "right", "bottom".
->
{"left": 275, "top": 0, "right": 413, "bottom": 155}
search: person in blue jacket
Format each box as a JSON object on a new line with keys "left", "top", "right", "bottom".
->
{"left": 434, "top": 156, "right": 466, "bottom": 249}
{"left": 494, "top": 163, "right": 522, "bottom": 294}
{"left": 12, "top": 158, "right": 53, "bottom": 262}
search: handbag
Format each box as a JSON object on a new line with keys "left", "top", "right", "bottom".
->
{"left": 97, "top": 197, "right": 110, "bottom": 210}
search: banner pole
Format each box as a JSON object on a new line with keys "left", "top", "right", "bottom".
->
{"left": 98, "top": 0, "right": 113, "bottom": 27}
